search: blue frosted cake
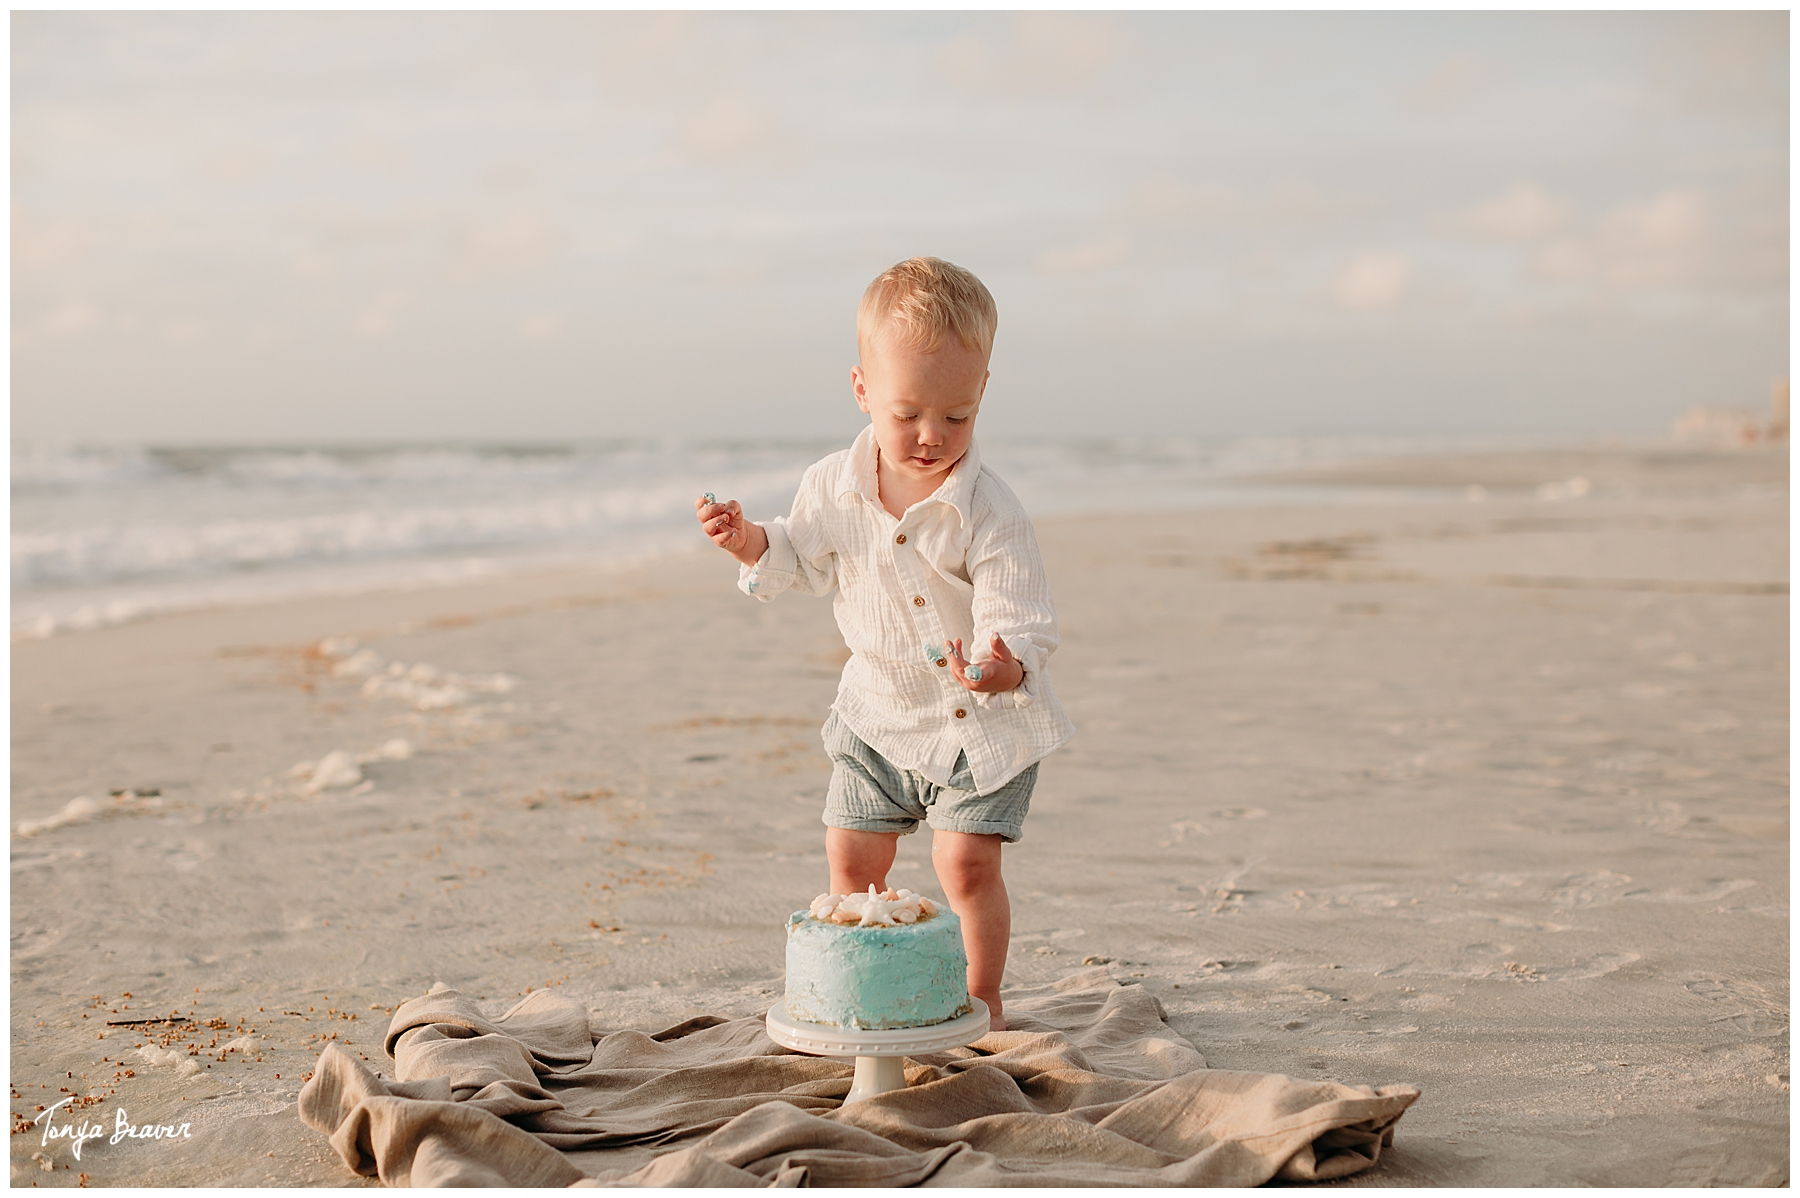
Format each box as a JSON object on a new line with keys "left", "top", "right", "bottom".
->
{"left": 784, "top": 888, "right": 972, "bottom": 1030}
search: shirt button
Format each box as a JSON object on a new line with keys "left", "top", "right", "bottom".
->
{"left": 912, "top": 595, "right": 925, "bottom": 607}
{"left": 935, "top": 658, "right": 947, "bottom": 667}
{"left": 895, "top": 533, "right": 907, "bottom": 545}
{"left": 954, "top": 707, "right": 967, "bottom": 719}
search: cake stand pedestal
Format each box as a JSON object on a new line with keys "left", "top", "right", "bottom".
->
{"left": 765, "top": 999, "right": 991, "bottom": 1104}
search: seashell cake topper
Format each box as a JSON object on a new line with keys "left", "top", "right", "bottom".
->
{"left": 808, "top": 885, "right": 939, "bottom": 927}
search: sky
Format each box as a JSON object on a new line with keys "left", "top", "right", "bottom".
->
{"left": 11, "top": 11, "right": 1789, "bottom": 445}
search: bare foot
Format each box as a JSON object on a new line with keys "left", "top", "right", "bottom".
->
{"left": 988, "top": 1011, "right": 1008, "bottom": 1032}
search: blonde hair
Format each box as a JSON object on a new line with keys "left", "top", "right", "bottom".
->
{"left": 857, "top": 256, "right": 997, "bottom": 362}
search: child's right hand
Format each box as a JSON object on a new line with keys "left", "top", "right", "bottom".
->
{"left": 696, "top": 494, "right": 743, "bottom": 548}
{"left": 696, "top": 494, "right": 769, "bottom": 565}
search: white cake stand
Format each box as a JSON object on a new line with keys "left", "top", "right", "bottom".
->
{"left": 766, "top": 999, "right": 991, "bottom": 1104}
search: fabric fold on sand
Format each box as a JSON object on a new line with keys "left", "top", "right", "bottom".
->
{"left": 298, "top": 967, "right": 1419, "bottom": 1186}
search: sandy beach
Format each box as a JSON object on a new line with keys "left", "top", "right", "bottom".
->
{"left": 10, "top": 444, "right": 1787, "bottom": 1187}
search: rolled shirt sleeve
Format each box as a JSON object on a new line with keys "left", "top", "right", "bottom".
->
{"left": 738, "top": 517, "right": 798, "bottom": 601}
{"left": 737, "top": 465, "right": 839, "bottom": 601}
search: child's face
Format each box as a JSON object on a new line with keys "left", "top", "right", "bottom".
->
{"left": 851, "top": 337, "right": 989, "bottom": 491}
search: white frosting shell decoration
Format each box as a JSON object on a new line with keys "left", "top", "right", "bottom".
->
{"left": 809, "top": 885, "right": 939, "bottom": 927}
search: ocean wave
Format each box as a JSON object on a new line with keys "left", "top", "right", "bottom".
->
{"left": 14, "top": 466, "right": 808, "bottom": 588}
{"left": 12, "top": 442, "right": 164, "bottom": 489}
{"left": 11, "top": 434, "right": 1499, "bottom": 637}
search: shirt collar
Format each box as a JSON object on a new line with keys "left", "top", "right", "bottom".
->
{"left": 837, "top": 425, "right": 980, "bottom": 527}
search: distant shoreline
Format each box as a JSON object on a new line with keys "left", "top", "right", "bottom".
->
{"left": 13, "top": 439, "right": 1784, "bottom": 642}
{"left": 1242, "top": 443, "right": 1788, "bottom": 490}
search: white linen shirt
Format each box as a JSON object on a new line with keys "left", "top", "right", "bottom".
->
{"left": 739, "top": 427, "right": 1074, "bottom": 795}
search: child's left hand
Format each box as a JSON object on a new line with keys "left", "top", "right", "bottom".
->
{"left": 946, "top": 635, "right": 1024, "bottom": 694}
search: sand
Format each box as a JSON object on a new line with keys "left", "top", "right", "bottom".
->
{"left": 10, "top": 444, "right": 1788, "bottom": 1187}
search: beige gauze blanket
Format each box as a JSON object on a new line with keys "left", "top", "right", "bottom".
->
{"left": 298, "top": 968, "right": 1420, "bottom": 1186}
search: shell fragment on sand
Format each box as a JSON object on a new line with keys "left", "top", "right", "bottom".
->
{"left": 290, "top": 743, "right": 403, "bottom": 794}
{"left": 357, "top": 739, "right": 414, "bottom": 764}
{"left": 357, "top": 660, "right": 519, "bottom": 710}
{"left": 17, "top": 796, "right": 102, "bottom": 837}
{"left": 134, "top": 1045, "right": 204, "bottom": 1076}
{"left": 330, "top": 650, "right": 385, "bottom": 678}
{"left": 297, "top": 751, "right": 363, "bottom": 794}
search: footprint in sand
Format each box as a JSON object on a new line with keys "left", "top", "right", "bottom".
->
{"left": 1531, "top": 952, "right": 1641, "bottom": 981}
{"left": 1684, "top": 976, "right": 1786, "bottom": 1021}
{"left": 1628, "top": 878, "right": 1757, "bottom": 904}
{"left": 1160, "top": 821, "right": 1210, "bottom": 845}
{"left": 1378, "top": 951, "right": 1640, "bottom": 984}
{"left": 1544, "top": 870, "right": 1633, "bottom": 908}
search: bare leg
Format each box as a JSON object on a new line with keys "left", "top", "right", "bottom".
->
{"left": 931, "top": 830, "right": 1010, "bottom": 1030}
{"left": 826, "top": 827, "right": 900, "bottom": 896}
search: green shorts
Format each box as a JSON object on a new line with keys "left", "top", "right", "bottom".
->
{"left": 821, "top": 710, "right": 1037, "bottom": 843}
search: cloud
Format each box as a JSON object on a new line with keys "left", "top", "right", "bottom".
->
{"left": 1037, "top": 235, "right": 1131, "bottom": 276}
{"left": 1126, "top": 177, "right": 1369, "bottom": 230}
{"left": 341, "top": 130, "right": 415, "bottom": 180}
{"left": 1605, "top": 190, "right": 1707, "bottom": 255}
{"left": 42, "top": 301, "right": 103, "bottom": 336}
{"left": 1400, "top": 53, "right": 1487, "bottom": 113}
{"left": 1531, "top": 190, "right": 1709, "bottom": 289}
{"left": 480, "top": 153, "right": 539, "bottom": 191}
{"left": 706, "top": 258, "right": 768, "bottom": 288}
{"left": 13, "top": 215, "right": 88, "bottom": 268}
{"left": 583, "top": 12, "right": 717, "bottom": 107}
{"left": 937, "top": 14, "right": 1125, "bottom": 100}
{"left": 203, "top": 147, "right": 272, "bottom": 185}
{"left": 354, "top": 289, "right": 410, "bottom": 338}
{"left": 1132, "top": 177, "right": 1238, "bottom": 224}
{"left": 519, "top": 311, "right": 564, "bottom": 342}
{"left": 161, "top": 317, "right": 208, "bottom": 343}
{"left": 1648, "top": 12, "right": 1786, "bottom": 121}
{"left": 1451, "top": 182, "right": 1567, "bottom": 241}
{"left": 444, "top": 209, "right": 569, "bottom": 282}
{"left": 676, "top": 95, "right": 803, "bottom": 169}
{"left": 1332, "top": 252, "right": 1411, "bottom": 310}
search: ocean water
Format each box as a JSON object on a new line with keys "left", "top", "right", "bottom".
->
{"left": 12, "top": 435, "right": 1481, "bottom": 639}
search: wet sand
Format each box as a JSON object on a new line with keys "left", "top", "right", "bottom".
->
{"left": 10, "top": 445, "right": 1787, "bottom": 1186}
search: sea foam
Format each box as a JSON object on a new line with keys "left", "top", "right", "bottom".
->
{"left": 13, "top": 435, "right": 1491, "bottom": 639}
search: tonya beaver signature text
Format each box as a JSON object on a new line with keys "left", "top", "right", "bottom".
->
{"left": 34, "top": 1096, "right": 193, "bottom": 1160}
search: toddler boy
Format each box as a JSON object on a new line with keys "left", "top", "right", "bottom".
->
{"left": 695, "top": 256, "right": 1073, "bottom": 1029}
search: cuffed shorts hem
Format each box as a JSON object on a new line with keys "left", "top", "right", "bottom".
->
{"left": 821, "top": 811, "right": 922, "bottom": 836}
{"left": 818, "top": 811, "right": 1028, "bottom": 842}
{"left": 926, "top": 816, "right": 1026, "bottom": 841}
